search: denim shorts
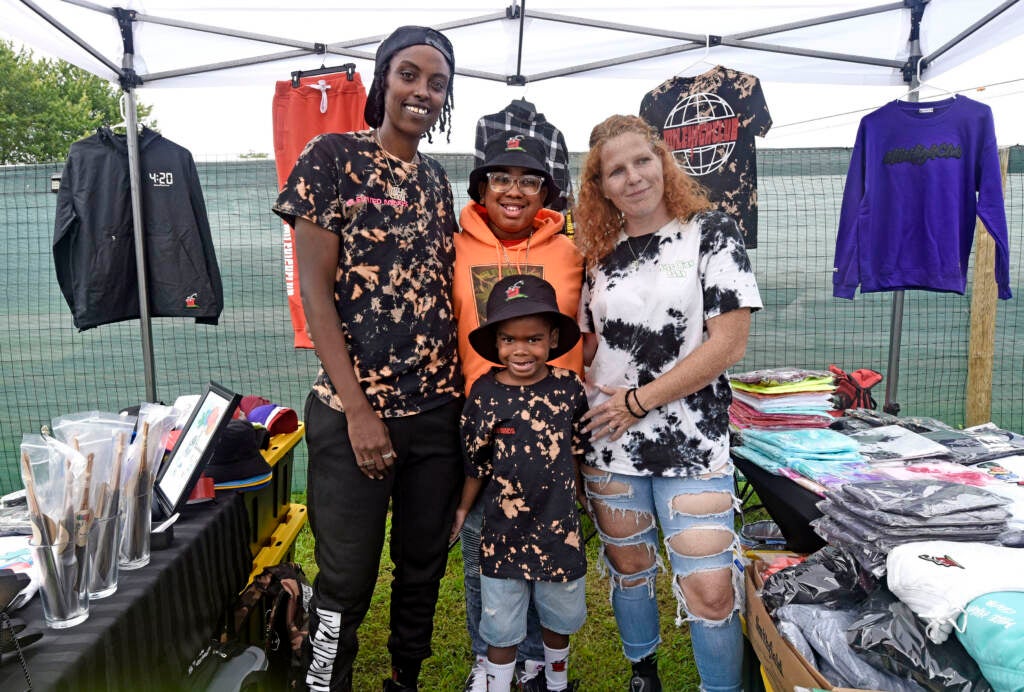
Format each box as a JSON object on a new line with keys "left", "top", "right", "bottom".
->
{"left": 479, "top": 575, "right": 587, "bottom": 648}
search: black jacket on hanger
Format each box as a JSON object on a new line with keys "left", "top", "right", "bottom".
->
{"left": 53, "top": 126, "right": 223, "bottom": 330}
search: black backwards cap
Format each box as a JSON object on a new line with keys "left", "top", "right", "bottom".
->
{"left": 364, "top": 26, "right": 455, "bottom": 128}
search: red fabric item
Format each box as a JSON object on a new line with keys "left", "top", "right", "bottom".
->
{"left": 829, "top": 364, "right": 883, "bottom": 410}
{"left": 273, "top": 71, "right": 368, "bottom": 349}
{"left": 728, "top": 398, "right": 833, "bottom": 429}
{"left": 761, "top": 555, "right": 806, "bottom": 579}
{"left": 240, "top": 394, "right": 272, "bottom": 416}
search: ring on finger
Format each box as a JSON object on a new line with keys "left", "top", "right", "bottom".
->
{"left": 359, "top": 460, "right": 374, "bottom": 467}
{"left": 381, "top": 451, "right": 394, "bottom": 459}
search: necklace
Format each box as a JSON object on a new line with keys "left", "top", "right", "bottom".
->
{"left": 625, "top": 232, "right": 658, "bottom": 271}
{"left": 499, "top": 231, "right": 534, "bottom": 272}
{"left": 374, "top": 130, "right": 408, "bottom": 203}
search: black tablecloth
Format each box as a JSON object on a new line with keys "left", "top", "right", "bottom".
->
{"left": 0, "top": 493, "right": 250, "bottom": 691}
{"left": 734, "top": 454, "right": 826, "bottom": 553}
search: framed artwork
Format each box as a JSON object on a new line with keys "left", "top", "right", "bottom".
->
{"left": 155, "top": 381, "right": 240, "bottom": 517}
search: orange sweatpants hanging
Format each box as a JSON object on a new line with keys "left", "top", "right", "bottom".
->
{"left": 273, "top": 72, "right": 367, "bottom": 348}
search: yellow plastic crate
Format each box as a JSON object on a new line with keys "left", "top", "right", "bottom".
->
{"left": 248, "top": 503, "right": 307, "bottom": 584}
{"left": 245, "top": 423, "right": 305, "bottom": 556}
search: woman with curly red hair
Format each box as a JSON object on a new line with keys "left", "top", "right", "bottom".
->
{"left": 573, "top": 114, "right": 762, "bottom": 692}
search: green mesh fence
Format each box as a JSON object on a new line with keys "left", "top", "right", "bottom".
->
{"left": 1, "top": 147, "right": 1021, "bottom": 495}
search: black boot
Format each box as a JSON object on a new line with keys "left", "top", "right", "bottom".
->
{"left": 628, "top": 654, "right": 661, "bottom": 692}
{"left": 383, "top": 657, "right": 421, "bottom": 692}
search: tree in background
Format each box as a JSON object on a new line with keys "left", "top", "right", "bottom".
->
{"left": 0, "top": 40, "right": 155, "bottom": 164}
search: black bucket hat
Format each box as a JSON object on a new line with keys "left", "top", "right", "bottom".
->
{"left": 468, "top": 274, "right": 581, "bottom": 365}
{"left": 364, "top": 25, "right": 455, "bottom": 128}
{"left": 205, "top": 420, "right": 271, "bottom": 484}
{"left": 468, "top": 133, "right": 559, "bottom": 207}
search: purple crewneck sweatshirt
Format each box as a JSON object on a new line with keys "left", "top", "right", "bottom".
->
{"left": 834, "top": 96, "right": 1011, "bottom": 300}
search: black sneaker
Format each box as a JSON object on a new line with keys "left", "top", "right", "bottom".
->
{"left": 520, "top": 677, "right": 582, "bottom": 692}
{"left": 519, "top": 675, "right": 547, "bottom": 692}
{"left": 383, "top": 678, "right": 417, "bottom": 692}
{"left": 627, "top": 673, "right": 661, "bottom": 692}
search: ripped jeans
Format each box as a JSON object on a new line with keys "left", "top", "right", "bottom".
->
{"left": 581, "top": 467, "right": 743, "bottom": 692}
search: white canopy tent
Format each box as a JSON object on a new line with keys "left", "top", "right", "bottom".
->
{"left": 5, "top": 0, "right": 1024, "bottom": 152}
{"left": 3, "top": 0, "right": 1023, "bottom": 405}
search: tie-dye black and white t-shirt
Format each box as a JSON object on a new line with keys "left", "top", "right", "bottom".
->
{"left": 579, "top": 211, "right": 762, "bottom": 477}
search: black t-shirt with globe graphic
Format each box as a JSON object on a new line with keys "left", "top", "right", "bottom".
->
{"left": 639, "top": 66, "right": 771, "bottom": 248}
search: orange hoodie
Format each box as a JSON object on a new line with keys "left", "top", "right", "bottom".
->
{"left": 455, "top": 202, "right": 584, "bottom": 394}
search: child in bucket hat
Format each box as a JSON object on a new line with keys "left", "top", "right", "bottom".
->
{"left": 467, "top": 274, "right": 580, "bottom": 373}
{"left": 453, "top": 275, "right": 589, "bottom": 692}
{"left": 454, "top": 134, "right": 585, "bottom": 689}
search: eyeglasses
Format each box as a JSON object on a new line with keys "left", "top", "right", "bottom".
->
{"left": 485, "top": 171, "right": 545, "bottom": 196}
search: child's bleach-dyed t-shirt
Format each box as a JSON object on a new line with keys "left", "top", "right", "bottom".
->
{"left": 462, "top": 367, "right": 589, "bottom": 582}
{"left": 273, "top": 130, "right": 461, "bottom": 417}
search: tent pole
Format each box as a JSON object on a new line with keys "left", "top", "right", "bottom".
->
{"left": 115, "top": 9, "right": 158, "bottom": 403}
{"left": 883, "top": 1, "right": 927, "bottom": 415}
{"left": 123, "top": 84, "right": 157, "bottom": 403}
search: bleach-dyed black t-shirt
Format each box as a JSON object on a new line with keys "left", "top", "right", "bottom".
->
{"left": 640, "top": 66, "right": 772, "bottom": 248}
{"left": 462, "top": 367, "right": 589, "bottom": 582}
{"left": 273, "top": 130, "right": 460, "bottom": 417}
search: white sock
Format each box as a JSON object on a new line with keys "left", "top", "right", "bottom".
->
{"left": 544, "top": 644, "right": 570, "bottom": 691}
{"left": 485, "top": 659, "right": 515, "bottom": 692}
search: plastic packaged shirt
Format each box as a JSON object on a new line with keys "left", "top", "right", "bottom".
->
{"left": 761, "top": 544, "right": 874, "bottom": 613}
{"left": 839, "top": 480, "right": 1009, "bottom": 518}
{"left": 887, "top": 541, "right": 1024, "bottom": 645}
{"left": 774, "top": 602, "right": 925, "bottom": 692}
{"left": 848, "top": 588, "right": 993, "bottom": 692}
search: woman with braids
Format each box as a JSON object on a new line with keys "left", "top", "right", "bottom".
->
{"left": 273, "top": 26, "right": 460, "bottom": 692}
{"left": 572, "top": 114, "right": 762, "bottom": 692}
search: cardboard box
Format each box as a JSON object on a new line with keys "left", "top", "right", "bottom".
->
{"left": 745, "top": 560, "right": 879, "bottom": 692}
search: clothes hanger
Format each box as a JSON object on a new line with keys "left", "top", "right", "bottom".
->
{"left": 897, "top": 58, "right": 956, "bottom": 102}
{"left": 675, "top": 34, "right": 719, "bottom": 77}
{"left": 291, "top": 62, "right": 356, "bottom": 88}
{"left": 108, "top": 93, "right": 141, "bottom": 133}
{"left": 508, "top": 96, "right": 536, "bottom": 114}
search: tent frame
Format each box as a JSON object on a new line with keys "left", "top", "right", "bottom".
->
{"left": 17, "top": 0, "right": 1020, "bottom": 404}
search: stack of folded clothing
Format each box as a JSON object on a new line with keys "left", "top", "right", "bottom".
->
{"left": 811, "top": 479, "right": 1012, "bottom": 576}
{"left": 919, "top": 421, "right": 1024, "bottom": 465}
{"left": 729, "top": 368, "right": 837, "bottom": 429}
{"left": 843, "top": 424, "right": 950, "bottom": 463}
{"left": 732, "top": 427, "right": 880, "bottom": 491}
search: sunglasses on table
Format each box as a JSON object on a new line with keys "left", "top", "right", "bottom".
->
{"left": 485, "top": 171, "right": 545, "bottom": 196}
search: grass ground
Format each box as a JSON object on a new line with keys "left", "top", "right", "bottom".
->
{"left": 290, "top": 491, "right": 704, "bottom": 691}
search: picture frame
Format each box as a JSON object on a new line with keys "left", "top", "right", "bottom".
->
{"left": 154, "top": 381, "right": 240, "bottom": 518}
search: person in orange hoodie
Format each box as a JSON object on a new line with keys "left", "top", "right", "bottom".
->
{"left": 453, "top": 132, "right": 584, "bottom": 692}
